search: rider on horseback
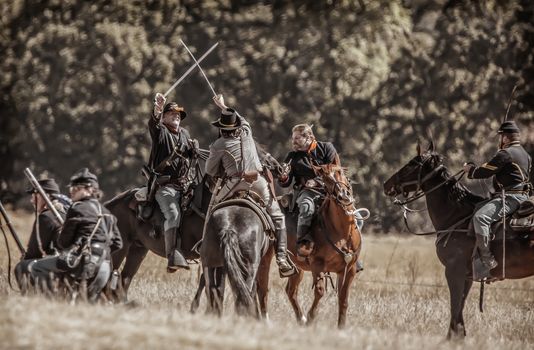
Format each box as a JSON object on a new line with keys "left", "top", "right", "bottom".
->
{"left": 205, "top": 94, "right": 295, "bottom": 277}
{"left": 278, "top": 124, "right": 364, "bottom": 264}
{"left": 278, "top": 124, "right": 340, "bottom": 257}
{"left": 150, "top": 93, "right": 198, "bottom": 272}
{"left": 463, "top": 120, "right": 531, "bottom": 277}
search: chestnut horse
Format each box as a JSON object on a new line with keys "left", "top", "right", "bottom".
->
{"left": 256, "top": 161, "right": 362, "bottom": 328}
{"left": 383, "top": 141, "right": 534, "bottom": 339}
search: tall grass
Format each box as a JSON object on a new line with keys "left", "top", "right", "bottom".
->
{"left": 1, "top": 210, "right": 532, "bottom": 349}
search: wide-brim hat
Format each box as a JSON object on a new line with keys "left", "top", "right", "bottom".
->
{"left": 211, "top": 108, "right": 241, "bottom": 130}
{"left": 26, "top": 178, "right": 60, "bottom": 194}
{"left": 498, "top": 120, "right": 520, "bottom": 134}
{"left": 163, "top": 102, "right": 187, "bottom": 120}
{"left": 69, "top": 168, "right": 99, "bottom": 188}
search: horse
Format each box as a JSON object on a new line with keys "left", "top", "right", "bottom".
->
{"left": 199, "top": 195, "right": 269, "bottom": 316}
{"left": 256, "top": 160, "right": 362, "bottom": 328}
{"left": 383, "top": 140, "right": 534, "bottom": 339}
{"left": 104, "top": 175, "right": 212, "bottom": 301}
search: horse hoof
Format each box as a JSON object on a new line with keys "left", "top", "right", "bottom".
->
{"left": 299, "top": 316, "right": 307, "bottom": 325}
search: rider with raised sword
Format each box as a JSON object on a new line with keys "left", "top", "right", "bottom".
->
{"left": 205, "top": 94, "right": 295, "bottom": 277}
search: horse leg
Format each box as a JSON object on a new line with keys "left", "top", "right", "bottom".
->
{"left": 257, "top": 245, "right": 274, "bottom": 321}
{"left": 458, "top": 279, "right": 473, "bottom": 336}
{"left": 120, "top": 243, "right": 149, "bottom": 300}
{"left": 307, "top": 262, "right": 326, "bottom": 324}
{"left": 108, "top": 243, "right": 129, "bottom": 303}
{"left": 190, "top": 272, "right": 205, "bottom": 314}
{"left": 285, "top": 269, "right": 306, "bottom": 324}
{"left": 205, "top": 266, "right": 225, "bottom": 316}
{"left": 445, "top": 266, "right": 470, "bottom": 340}
{"left": 337, "top": 266, "right": 357, "bottom": 329}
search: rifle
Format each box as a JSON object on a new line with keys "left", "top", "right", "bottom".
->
{"left": 0, "top": 200, "right": 26, "bottom": 256}
{"left": 24, "top": 168, "right": 64, "bottom": 225}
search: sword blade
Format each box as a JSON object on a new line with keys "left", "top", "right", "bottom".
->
{"left": 180, "top": 39, "right": 217, "bottom": 97}
{"left": 163, "top": 42, "right": 219, "bottom": 98}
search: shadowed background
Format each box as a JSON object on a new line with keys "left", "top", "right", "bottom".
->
{"left": 1, "top": 0, "right": 533, "bottom": 232}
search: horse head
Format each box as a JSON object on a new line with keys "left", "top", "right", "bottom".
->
{"left": 383, "top": 140, "right": 444, "bottom": 198}
{"left": 313, "top": 163, "right": 354, "bottom": 209}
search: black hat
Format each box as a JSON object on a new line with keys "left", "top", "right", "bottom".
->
{"left": 498, "top": 120, "right": 520, "bottom": 134}
{"left": 26, "top": 178, "right": 60, "bottom": 194}
{"left": 163, "top": 102, "right": 187, "bottom": 120}
{"left": 69, "top": 168, "right": 99, "bottom": 188}
{"left": 211, "top": 108, "right": 242, "bottom": 130}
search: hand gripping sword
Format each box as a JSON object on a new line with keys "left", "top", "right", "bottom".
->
{"left": 180, "top": 39, "right": 218, "bottom": 97}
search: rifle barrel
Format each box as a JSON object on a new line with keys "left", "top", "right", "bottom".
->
{"left": 23, "top": 168, "right": 64, "bottom": 225}
{"left": 0, "top": 201, "right": 26, "bottom": 255}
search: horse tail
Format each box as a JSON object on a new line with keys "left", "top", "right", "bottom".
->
{"left": 220, "top": 229, "right": 254, "bottom": 312}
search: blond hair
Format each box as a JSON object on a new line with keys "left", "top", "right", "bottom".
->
{"left": 292, "top": 124, "right": 315, "bottom": 140}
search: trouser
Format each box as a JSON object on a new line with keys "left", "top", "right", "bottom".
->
{"left": 296, "top": 189, "right": 322, "bottom": 228}
{"left": 15, "top": 258, "right": 41, "bottom": 289}
{"left": 155, "top": 185, "right": 183, "bottom": 231}
{"left": 296, "top": 188, "right": 364, "bottom": 229}
{"left": 30, "top": 253, "right": 109, "bottom": 300}
{"left": 472, "top": 193, "right": 528, "bottom": 239}
{"left": 87, "top": 260, "right": 111, "bottom": 302}
{"left": 216, "top": 176, "right": 286, "bottom": 231}
{"left": 30, "top": 256, "right": 66, "bottom": 288}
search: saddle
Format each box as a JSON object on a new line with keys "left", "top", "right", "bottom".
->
{"left": 131, "top": 183, "right": 205, "bottom": 225}
{"left": 215, "top": 190, "right": 276, "bottom": 234}
{"left": 467, "top": 197, "right": 534, "bottom": 242}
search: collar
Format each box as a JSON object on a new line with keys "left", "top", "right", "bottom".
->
{"left": 307, "top": 140, "right": 317, "bottom": 154}
{"left": 502, "top": 141, "right": 521, "bottom": 149}
{"left": 164, "top": 123, "right": 180, "bottom": 134}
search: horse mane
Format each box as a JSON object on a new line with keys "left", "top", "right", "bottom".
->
{"left": 427, "top": 152, "right": 485, "bottom": 205}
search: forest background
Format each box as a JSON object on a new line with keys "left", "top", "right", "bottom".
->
{"left": 1, "top": 0, "right": 533, "bottom": 232}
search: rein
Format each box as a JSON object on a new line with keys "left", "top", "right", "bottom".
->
{"left": 392, "top": 160, "right": 469, "bottom": 236}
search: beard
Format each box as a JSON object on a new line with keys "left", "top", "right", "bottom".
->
{"left": 292, "top": 140, "right": 307, "bottom": 151}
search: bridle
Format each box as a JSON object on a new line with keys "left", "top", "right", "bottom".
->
{"left": 320, "top": 167, "right": 368, "bottom": 218}
{"left": 391, "top": 153, "right": 468, "bottom": 237}
{"left": 393, "top": 154, "right": 464, "bottom": 206}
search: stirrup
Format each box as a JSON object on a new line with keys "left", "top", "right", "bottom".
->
{"left": 277, "top": 260, "right": 297, "bottom": 278}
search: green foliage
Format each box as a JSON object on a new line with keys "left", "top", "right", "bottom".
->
{"left": 1, "top": 0, "right": 533, "bottom": 231}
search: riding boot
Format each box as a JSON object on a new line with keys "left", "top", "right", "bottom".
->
{"left": 472, "top": 233, "right": 497, "bottom": 281}
{"left": 164, "top": 228, "right": 189, "bottom": 273}
{"left": 274, "top": 227, "right": 296, "bottom": 278}
{"left": 296, "top": 224, "right": 314, "bottom": 257}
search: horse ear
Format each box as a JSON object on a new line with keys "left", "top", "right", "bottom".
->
{"left": 427, "top": 140, "right": 435, "bottom": 152}
{"left": 416, "top": 139, "right": 422, "bottom": 156}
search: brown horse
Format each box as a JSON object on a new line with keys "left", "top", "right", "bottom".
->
{"left": 383, "top": 141, "right": 534, "bottom": 339}
{"left": 256, "top": 162, "right": 362, "bottom": 328}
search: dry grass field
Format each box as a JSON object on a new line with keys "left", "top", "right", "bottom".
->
{"left": 1, "top": 209, "right": 533, "bottom": 350}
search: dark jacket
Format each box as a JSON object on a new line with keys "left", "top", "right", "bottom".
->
{"left": 24, "top": 209, "right": 65, "bottom": 259}
{"left": 148, "top": 115, "right": 194, "bottom": 180}
{"left": 468, "top": 141, "right": 532, "bottom": 191}
{"left": 58, "top": 197, "right": 122, "bottom": 252}
{"left": 279, "top": 141, "right": 338, "bottom": 188}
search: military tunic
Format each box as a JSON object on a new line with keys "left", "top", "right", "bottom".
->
{"left": 148, "top": 113, "right": 196, "bottom": 231}
{"left": 279, "top": 141, "right": 338, "bottom": 228}
{"left": 205, "top": 108, "right": 284, "bottom": 229}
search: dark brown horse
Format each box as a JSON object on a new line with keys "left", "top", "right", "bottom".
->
{"left": 383, "top": 141, "right": 534, "bottom": 339}
{"left": 256, "top": 162, "right": 362, "bottom": 328}
{"left": 104, "top": 178, "right": 211, "bottom": 300}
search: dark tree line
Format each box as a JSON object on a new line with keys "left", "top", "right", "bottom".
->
{"left": 1, "top": 0, "right": 533, "bottom": 231}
